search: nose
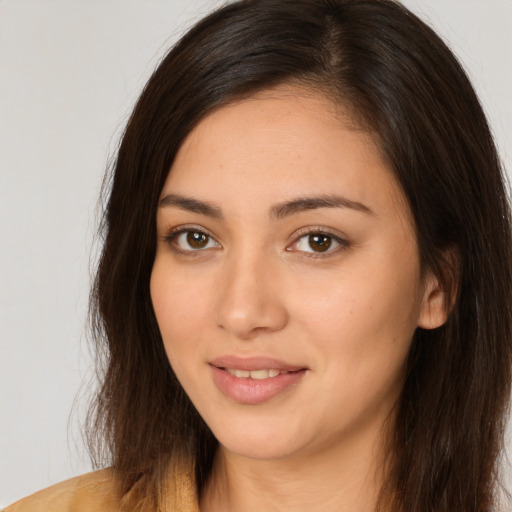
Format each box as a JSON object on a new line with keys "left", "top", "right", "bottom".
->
{"left": 214, "top": 250, "right": 289, "bottom": 340}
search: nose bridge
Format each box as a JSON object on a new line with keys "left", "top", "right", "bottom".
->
{"left": 214, "top": 242, "right": 288, "bottom": 339}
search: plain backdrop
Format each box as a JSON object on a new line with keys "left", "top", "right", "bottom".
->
{"left": 1, "top": 0, "right": 511, "bottom": 507}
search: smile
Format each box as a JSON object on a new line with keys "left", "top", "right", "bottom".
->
{"left": 209, "top": 357, "right": 307, "bottom": 405}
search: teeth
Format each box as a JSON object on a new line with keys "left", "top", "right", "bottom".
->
{"left": 225, "top": 368, "right": 284, "bottom": 379}
{"left": 250, "top": 369, "right": 269, "bottom": 380}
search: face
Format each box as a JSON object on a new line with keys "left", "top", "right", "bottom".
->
{"left": 150, "top": 85, "right": 444, "bottom": 463}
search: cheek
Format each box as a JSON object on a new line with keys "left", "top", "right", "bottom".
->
{"left": 293, "top": 267, "right": 419, "bottom": 340}
{"left": 289, "top": 267, "right": 419, "bottom": 424}
{"left": 150, "top": 260, "right": 211, "bottom": 366}
{"left": 289, "top": 253, "right": 422, "bottom": 379}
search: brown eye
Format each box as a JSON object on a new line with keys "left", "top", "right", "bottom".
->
{"left": 187, "top": 231, "right": 209, "bottom": 249}
{"left": 290, "top": 231, "right": 346, "bottom": 256}
{"left": 308, "top": 234, "right": 332, "bottom": 252}
{"left": 169, "top": 229, "right": 220, "bottom": 252}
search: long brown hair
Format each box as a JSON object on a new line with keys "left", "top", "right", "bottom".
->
{"left": 87, "top": 1, "right": 512, "bottom": 510}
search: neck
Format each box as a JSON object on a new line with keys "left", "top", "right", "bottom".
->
{"left": 200, "top": 420, "right": 394, "bottom": 512}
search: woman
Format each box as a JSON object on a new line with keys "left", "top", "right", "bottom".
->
{"left": 6, "top": 0, "right": 512, "bottom": 510}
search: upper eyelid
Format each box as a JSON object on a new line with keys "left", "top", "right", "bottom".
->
{"left": 162, "top": 225, "right": 346, "bottom": 241}
{"left": 164, "top": 224, "right": 217, "bottom": 240}
{"left": 292, "top": 225, "right": 346, "bottom": 238}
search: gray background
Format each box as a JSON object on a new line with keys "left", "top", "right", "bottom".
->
{"left": 1, "top": 0, "right": 511, "bottom": 506}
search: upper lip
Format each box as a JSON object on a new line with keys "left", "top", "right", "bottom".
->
{"left": 209, "top": 355, "right": 307, "bottom": 372}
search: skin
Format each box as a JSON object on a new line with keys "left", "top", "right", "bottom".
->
{"left": 150, "top": 85, "right": 448, "bottom": 512}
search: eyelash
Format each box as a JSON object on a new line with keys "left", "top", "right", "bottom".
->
{"left": 163, "top": 225, "right": 350, "bottom": 259}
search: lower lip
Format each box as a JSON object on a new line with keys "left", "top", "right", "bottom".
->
{"left": 210, "top": 366, "right": 306, "bottom": 405}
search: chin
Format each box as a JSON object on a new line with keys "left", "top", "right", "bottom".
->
{"left": 206, "top": 414, "right": 309, "bottom": 461}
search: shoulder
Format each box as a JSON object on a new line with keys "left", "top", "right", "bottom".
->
{"left": 4, "top": 468, "right": 122, "bottom": 512}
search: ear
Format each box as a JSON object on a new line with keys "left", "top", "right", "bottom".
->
{"left": 417, "top": 250, "right": 459, "bottom": 330}
{"left": 417, "top": 273, "right": 449, "bottom": 329}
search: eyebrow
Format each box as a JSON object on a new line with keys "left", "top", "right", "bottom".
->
{"left": 158, "top": 193, "right": 373, "bottom": 219}
{"left": 159, "top": 194, "right": 223, "bottom": 219}
{"left": 269, "top": 195, "right": 374, "bottom": 219}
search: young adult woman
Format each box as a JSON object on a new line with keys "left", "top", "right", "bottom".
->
{"left": 6, "top": 1, "right": 512, "bottom": 511}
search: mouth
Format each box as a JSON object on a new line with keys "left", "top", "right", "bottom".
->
{"left": 209, "top": 356, "right": 307, "bottom": 405}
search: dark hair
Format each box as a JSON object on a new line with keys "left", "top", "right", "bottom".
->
{"left": 87, "top": 0, "right": 512, "bottom": 510}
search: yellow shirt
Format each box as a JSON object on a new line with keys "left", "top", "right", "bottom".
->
{"left": 4, "top": 469, "right": 123, "bottom": 511}
{"left": 4, "top": 465, "right": 199, "bottom": 511}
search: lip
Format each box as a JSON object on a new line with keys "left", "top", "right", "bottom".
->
{"left": 209, "top": 356, "right": 308, "bottom": 405}
{"left": 209, "top": 355, "right": 306, "bottom": 372}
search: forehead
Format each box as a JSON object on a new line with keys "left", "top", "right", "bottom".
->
{"left": 163, "top": 84, "right": 408, "bottom": 222}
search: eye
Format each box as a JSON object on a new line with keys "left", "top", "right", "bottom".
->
{"left": 297, "top": 233, "right": 335, "bottom": 253}
{"left": 289, "top": 230, "right": 349, "bottom": 256}
{"left": 165, "top": 228, "right": 220, "bottom": 253}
